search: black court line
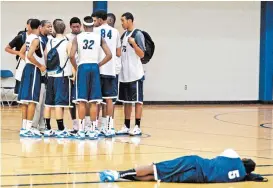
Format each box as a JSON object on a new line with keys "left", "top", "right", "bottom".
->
{"left": 2, "top": 165, "right": 273, "bottom": 177}
{"left": 214, "top": 111, "right": 273, "bottom": 129}
{"left": 2, "top": 175, "right": 273, "bottom": 187}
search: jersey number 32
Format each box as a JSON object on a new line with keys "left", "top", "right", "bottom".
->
{"left": 83, "top": 40, "right": 94, "bottom": 49}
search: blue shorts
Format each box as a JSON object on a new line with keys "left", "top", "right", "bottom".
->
{"left": 154, "top": 156, "right": 203, "bottom": 183}
{"left": 14, "top": 80, "right": 21, "bottom": 95}
{"left": 45, "top": 76, "right": 72, "bottom": 107}
{"left": 73, "top": 63, "right": 102, "bottom": 103}
{"left": 101, "top": 75, "right": 118, "bottom": 104}
{"left": 18, "top": 63, "right": 41, "bottom": 104}
{"left": 118, "top": 77, "right": 144, "bottom": 104}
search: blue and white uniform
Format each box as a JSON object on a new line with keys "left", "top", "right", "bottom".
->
{"left": 45, "top": 37, "right": 73, "bottom": 108}
{"left": 73, "top": 32, "right": 102, "bottom": 103}
{"left": 153, "top": 149, "right": 247, "bottom": 183}
{"left": 94, "top": 24, "right": 121, "bottom": 103}
{"left": 18, "top": 34, "right": 44, "bottom": 104}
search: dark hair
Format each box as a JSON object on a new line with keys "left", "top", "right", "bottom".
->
{"left": 122, "top": 12, "right": 134, "bottom": 22}
{"left": 242, "top": 158, "right": 256, "bottom": 174}
{"left": 92, "top": 10, "right": 107, "bottom": 20}
{"left": 41, "top": 20, "right": 50, "bottom": 27}
{"left": 30, "top": 19, "right": 41, "bottom": 29}
{"left": 70, "top": 17, "right": 81, "bottom": 26}
{"left": 83, "top": 16, "right": 93, "bottom": 27}
{"left": 107, "top": 13, "right": 116, "bottom": 24}
{"left": 53, "top": 20, "right": 66, "bottom": 34}
{"left": 26, "top": 18, "right": 33, "bottom": 24}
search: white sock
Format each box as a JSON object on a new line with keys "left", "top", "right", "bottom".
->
{"left": 91, "top": 121, "right": 96, "bottom": 131}
{"left": 78, "top": 119, "right": 85, "bottom": 131}
{"left": 72, "top": 119, "right": 78, "bottom": 130}
{"left": 106, "top": 116, "right": 111, "bottom": 130}
{"left": 111, "top": 117, "right": 114, "bottom": 129}
{"left": 85, "top": 116, "right": 91, "bottom": 124}
{"left": 26, "top": 120, "right": 33, "bottom": 130}
{"left": 22, "top": 119, "right": 27, "bottom": 129}
{"left": 95, "top": 118, "right": 98, "bottom": 129}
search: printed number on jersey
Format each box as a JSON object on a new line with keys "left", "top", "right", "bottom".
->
{"left": 101, "top": 29, "right": 112, "bottom": 39}
{"left": 83, "top": 40, "right": 94, "bottom": 49}
{"left": 228, "top": 170, "right": 240, "bottom": 179}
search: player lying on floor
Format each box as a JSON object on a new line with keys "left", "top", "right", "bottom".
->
{"left": 99, "top": 149, "right": 268, "bottom": 183}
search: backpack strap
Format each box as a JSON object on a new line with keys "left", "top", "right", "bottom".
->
{"left": 61, "top": 57, "right": 69, "bottom": 78}
{"left": 130, "top": 29, "right": 140, "bottom": 38}
{"left": 53, "top": 39, "right": 66, "bottom": 49}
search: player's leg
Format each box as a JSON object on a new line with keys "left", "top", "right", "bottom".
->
{"left": 54, "top": 76, "right": 74, "bottom": 138}
{"left": 129, "top": 79, "right": 143, "bottom": 136}
{"left": 38, "top": 83, "right": 46, "bottom": 131}
{"left": 69, "top": 79, "right": 79, "bottom": 134}
{"left": 19, "top": 104, "right": 28, "bottom": 135}
{"left": 43, "top": 76, "right": 54, "bottom": 137}
{"left": 99, "top": 164, "right": 155, "bottom": 182}
{"left": 18, "top": 64, "right": 42, "bottom": 137}
{"left": 116, "top": 82, "right": 131, "bottom": 135}
{"left": 86, "top": 63, "right": 102, "bottom": 140}
{"left": 85, "top": 102, "right": 91, "bottom": 132}
{"left": 73, "top": 64, "right": 89, "bottom": 139}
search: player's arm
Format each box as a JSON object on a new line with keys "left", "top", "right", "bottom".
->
{"left": 67, "top": 41, "right": 76, "bottom": 81}
{"left": 128, "top": 32, "right": 145, "bottom": 58}
{"left": 5, "top": 35, "right": 21, "bottom": 56}
{"left": 70, "top": 37, "right": 78, "bottom": 70}
{"left": 116, "top": 33, "right": 121, "bottom": 57}
{"left": 99, "top": 37, "right": 112, "bottom": 67}
{"left": 18, "top": 44, "right": 26, "bottom": 60}
{"left": 27, "top": 39, "right": 46, "bottom": 72}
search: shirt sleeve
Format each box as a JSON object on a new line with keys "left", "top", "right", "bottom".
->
{"left": 134, "top": 31, "right": 146, "bottom": 51}
{"left": 9, "top": 35, "right": 22, "bottom": 48}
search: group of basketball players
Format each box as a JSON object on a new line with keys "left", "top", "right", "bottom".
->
{"left": 5, "top": 11, "right": 145, "bottom": 140}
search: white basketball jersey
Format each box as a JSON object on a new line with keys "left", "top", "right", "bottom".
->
{"left": 77, "top": 32, "right": 101, "bottom": 65}
{"left": 25, "top": 34, "right": 45, "bottom": 66}
{"left": 94, "top": 24, "right": 121, "bottom": 76}
{"left": 119, "top": 30, "right": 144, "bottom": 82}
{"left": 66, "top": 33, "right": 79, "bottom": 64}
{"left": 46, "top": 37, "right": 72, "bottom": 77}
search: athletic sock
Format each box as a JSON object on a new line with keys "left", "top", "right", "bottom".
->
{"left": 56, "top": 119, "right": 65, "bottom": 131}
{"left": 119, "top": 169, "right": 137, "bottom": 179}
{"left": 45, "top": 118, "right": 51, "bottom": 130}
{"left": 124, "top": 119, "right": 130, "bottom": 129}
{"left": 22, "top": 119, "right": 27, "bottom": 129}
{"left": 26, "top": 120, "right": 33, "bottom": 130}
{"left": 135, "top": 119, "right": 141, "bottom": 127}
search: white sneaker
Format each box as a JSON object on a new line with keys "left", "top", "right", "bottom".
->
{"left": 30, "top": 128, "right": 43, "bottom": 137}
{"left": 74, "top": 130, "right": 85, "bottom": 140}
{"left": 129, "top": 125, "right": 142, "bottom": 136}
{"left": 44, "top": 129, "right": 55, "bottom": 137}
{"left": 86, "top": 130, "right": 98, "bottom": 140}
{"left": 116, "top": 125, "right": 130, "bottom": 135}
{"left": 55, "top": 129, "right": 72, "bottom": 138}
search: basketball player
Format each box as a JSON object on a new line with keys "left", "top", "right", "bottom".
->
{"left": 18, "top": 19, "right": 45, "bottom": 137}
{"left": 43, "top": 19, "right": 73, "bottom": 138}
{"left": 31, "top": 20, "right": 52, "bottom": 132}
{"left": 66, "top": 17, "right": 82, "bottom": 134}
{"left": 99, "top": 149, "right": 264, "bottom": 183}
{"left": 116, "top": 12, "right": 145, "bottom": 136}
{"left": 92, "top": 10, "right": 121, "bottom": 137}
{"left": 5, "top": 19, "right": 32, "bottom": 95}
{"left": 107, "top": 13, "right": 121, "bottom": 123}
{"left": 70, "top": 16, "right": 112, "bottom": 139}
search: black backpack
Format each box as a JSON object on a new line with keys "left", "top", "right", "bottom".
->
{"left": 121, "top": 29, "right": 155, "bottom": 64}
{"left": 46, "top": 39, "right": 68, "bottom": 76}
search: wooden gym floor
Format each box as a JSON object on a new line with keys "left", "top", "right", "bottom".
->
{"left": 1, "top": 105, "right": 272, "bottom": 187}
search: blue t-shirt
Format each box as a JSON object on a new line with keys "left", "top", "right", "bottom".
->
{"left": 198, "top": 150, "right": 247, "bottom": 183}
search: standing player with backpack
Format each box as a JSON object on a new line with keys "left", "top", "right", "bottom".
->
{"left": 116, "top": 12, "right": 154, "bottom": 136}
{"left": 43, "top": 19, "right": 74, "bottom": 138}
